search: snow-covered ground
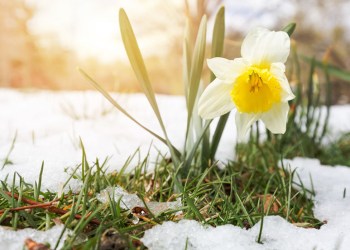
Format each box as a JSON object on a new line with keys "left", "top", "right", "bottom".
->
{"left": 0, "top": 89, "right": 238, "bottom": 192}
{"left": 1, "top": 89, "right": 350, "bottom": 249}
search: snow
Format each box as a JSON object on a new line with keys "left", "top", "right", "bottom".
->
{"left": 142, "top": 217, "right": 324, "bottom": 250}
{"left": 1, "top": 89, "right": 348, "bottom": 192}
{"left": 1, "top": 89, "right": 350, "bottom": 249}
{"left": 283, "top": 158, "right": 350, "bottom": 228}
{"left": 0, "top": 225, "right": 68, "bottom": 250}
{"left": 96, "top": 186, "right": 181, "bottom": 215}
{"left": 0, "top": 89, "right": 237, "bottom": 192}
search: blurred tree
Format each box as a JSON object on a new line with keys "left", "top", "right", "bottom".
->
{"left": 289, "top": 0, "right": 350, "bottom": 104}
{"left": 184, "top": 0, "right": 223, "bottom": 43}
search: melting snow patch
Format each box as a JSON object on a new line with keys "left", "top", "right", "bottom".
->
{"left": 97, "top": 186, "right": 142, "bottom": 210}
{"left": 97, "top": 186, "right": 181, "bottom": 215}
{"left": 0, "top": 225, "right": 69, "bottom": 249}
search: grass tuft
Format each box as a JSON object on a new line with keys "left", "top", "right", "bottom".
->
{"left": 0, "top": 139, "right": 331, "bottom": 248}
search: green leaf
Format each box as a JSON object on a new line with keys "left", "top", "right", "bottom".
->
{"left": 186, "top": 16, "right": 207, "bottom": 128}
{"left": 282, "top": 23, "right": 296, "bottom": 37}
{"left": 119, "top": 9, "right": 159, "bottom": 119}
{"left": 210, "top": 6, "right": 225, "bottom": 81}
{"left": 210, "top": 112, "right": 230, "bottom": 160}
{"left": 306, "top": 57, "right": 316, "bottom": 133}
{"left": 200, "top": 120, "right": 210, "bottom": 169}
{"left": 183, "top": 120, "right": 212, "bottom": 174}
{"left": 119, "top": 9, "right": 180, "bottom": 165}
{"left": 78, "top": 68, "right": 180, "bottom": 158}
{"left": 209, "top": 6, "right": 228, "bottom": 161}
{"left": 201, "top": 6, "right": 225, "bottom": 166}
{"left": 183, "top": 20, "right": 192, "bottom": 106}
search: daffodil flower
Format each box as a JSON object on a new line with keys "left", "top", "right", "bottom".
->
{"left": 198, "top": 27, "right": 295, "bottom": 140}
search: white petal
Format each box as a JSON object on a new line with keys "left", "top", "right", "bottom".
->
{"left": 270, "top": 63, "right": 295, "bottom": 102}
{"left": 235, "top": 112, "right": 260, "bottom": 142}
{"left": 261, "top": 102, "right": 290, "bottom": 134}
{"left": 207, "top": 57, "right": 247, "bottom": 82}
{"left": 198, "top": 79, "right": 235, "bottom": 119}
{"left": 241, "top": 27, "right": 290, "bottom": 65}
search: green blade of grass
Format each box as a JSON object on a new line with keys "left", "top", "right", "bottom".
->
{"left": 80, "top": 138, "right": 90, "bottom": 183}
{"left": 233, "top": 189, "right": 253, "bottom": 226}
{"left": 173, "top": 174, "right": 204, "bottom": 222}
{"left": 34, "top": 161, "right": 44, "bottom": 201}
{"left": 0, "top": 209, "right": 10, "bottom": 224}
{"left": 2, "top": 131, "right": 17, "bottom": 169}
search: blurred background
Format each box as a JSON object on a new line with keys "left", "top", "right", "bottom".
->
{"left": 1, "top": 0, "right": 349, "bottom": 102}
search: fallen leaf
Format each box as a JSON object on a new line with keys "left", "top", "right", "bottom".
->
{"left": 25, "top": 238, "right": 51, "bottom": 250}
{"left": 255, "top": 194, "right": 281, "bottom": 213}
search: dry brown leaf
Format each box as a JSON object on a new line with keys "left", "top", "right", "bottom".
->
{"left": 255, "top": 194, "right": 281, "bottom": 213}
{"left": 25, "top": 238, "right": 51, "bottom": 250}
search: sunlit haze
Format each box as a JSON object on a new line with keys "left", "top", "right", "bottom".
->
{"left": 24, "top": 0, "right": 350, "bottom": 63}
{"left": 25, "top": 0, "right": 183, "bottom": 63}
{"left": 2, "top": 0, "right": 349, "bottom": 92}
